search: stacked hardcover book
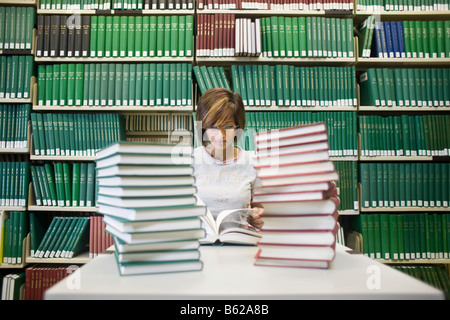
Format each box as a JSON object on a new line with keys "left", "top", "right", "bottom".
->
{"left": 252, "top": 122, "right": 340, "bottom": 269}
{"left": 96, "top": 141, "right": 207, "bottom": 276}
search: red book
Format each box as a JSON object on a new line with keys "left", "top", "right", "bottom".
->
{"left": 258, "top": 198, "right": 338, "bottom": 215}
{"left": 261, "top": 210, "right": 339, "bottom": 231}
{"left": 255, "top": 139, "right": 329, "bottom": 158}
{"left": 257, "top": 170, "right": 339, "bottom": 188}
{"left": 254, "top": 121, "right": 327, "bottom": 143}
{"left": 254, "top": 241, "right": 336, "bottom": 269}
{"left": 257, "top": 224, "right": 339, "bottom": 247}
{"left": 255, "top": 159, "right": 335, "bottom": 178}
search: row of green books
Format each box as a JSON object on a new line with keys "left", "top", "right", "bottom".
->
{"left": 334, "top": 161, "right": 359, "bottom": 211}
{"left": 356, "top": 0, "right": 449, "bottom": 11}
{"left": 1, "top": 211, "right": 28, "bottom": 265}
{"left": 31, "top": 162, "right": 96, "bottom": 208}
{"left": 0, "top": 104, "right": 31, "bottom": 150}
{"left": 260, "top": 16, "right": 354, "bottom": 58}
{"left": 351, "top": 213, "right": 450, "bottom": 260}
{"left": 193, "top": 65, "right": 230, "bottom": 95}
{"left": 0, "top": 6, "right": 35, "bottom": 51}
{"left": 360, "top": 162, "right": 450, "bottom": 209}
{"left": 40, "top": 0, "right": 194, "bottom": 9}
{"left": 37, "top": 63, "right": 193, "bottom": 107}
{"left": 359, "top": 68, "right": 450, "bottom": 107}
{"left": 230, "top": 65, "right": 357, "bottom": 107}
{"left": 359, "top": 114, "right": 450, "bottom": 157}
{"left": 0, "top": 55, "right": 35, "bottom": 100}
{"left": 124, "top": 113, "right": 193, "bottom": 133}
{"left": 400, "top": 21, "right": 449, "bottom": 59}
{"left": 1, "top": 272, "right": 25, "bottom": 300}
{"left": 30, "top": 112, "right": 125, "bottom": 157}
{"left": 32, "top": 216, "right": 90, "bottom": 259}
{"left": 89, "top": 15, "right": 193, "bottom": 58}
{"left": 393, "top": 265, "right": 450, "bottom": 300}
{"left": 235, "top": 111, "right": 357, "bottom": 157}
{"left": 0, "top": 162, "right": 30, "bottom": 208}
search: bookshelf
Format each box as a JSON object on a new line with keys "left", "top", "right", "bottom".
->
{"left": 0, "top": 0, "right": 449, "bottom": 299}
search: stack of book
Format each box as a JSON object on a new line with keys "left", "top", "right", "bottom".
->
{"left": 252, "top": 122, "right": 339, "bottom": 269}
{"left": 96, "top": 141, "right": 207, "bottom": 276}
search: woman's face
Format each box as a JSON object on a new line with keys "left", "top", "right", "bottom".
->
{"left": 204, "top": 119, "right": 238, "bottom": 151}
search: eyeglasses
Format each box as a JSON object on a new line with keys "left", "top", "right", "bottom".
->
{"left": 206, "top": 125, "right": 239, "bottom": 131}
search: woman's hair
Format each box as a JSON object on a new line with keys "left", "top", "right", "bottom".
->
{"left": 196, "top": 88, "right": 246, "bottom": 146}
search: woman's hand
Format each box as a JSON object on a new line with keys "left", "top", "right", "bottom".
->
{"left": 247, "top": 205, "right": 264, "bottom": 229}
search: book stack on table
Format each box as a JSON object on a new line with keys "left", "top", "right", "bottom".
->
{"left": 95, "top": 142, "right": 207, "bottom": 276}
{"left": 252, "top": 122, "right": 340, "bottom": 269}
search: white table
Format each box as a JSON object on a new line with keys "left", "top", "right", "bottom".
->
{"left": 45, "top": 244, "right": 444, "bottom": 300}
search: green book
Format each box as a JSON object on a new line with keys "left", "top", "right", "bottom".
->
{"left": 78, "top": 162, "right": 87, "bottom": 207}
{"left": 168, "top": 63, "right": 176, "bottom": 106}
{"left": 108, "top": 63, "right": 116, "bottom": 106}
{"left": 96, "top": 15, "right": 105, "bottom": 57}
{"left": 163, "top": 63, "right": 170, "bottom": 105}
{"left": 134, "top": 16, "right": 142, "bottom": 57}
{"left": 112, "top": 16, "right": 120, "bottom": 57}
{"left": 100, "top": 63, "right": 108, "bottom": 106}
{"left": 185, "top": 15, "right": 193, "bottom": 57}
{"left": 142, "top": 16, "right": 150, "bottom": 57}
{"left": 359, "top": 69, "right": 379, "bottom": 106}
{"left": 44, "top": 64, "right": 53, "bottom": 106}
{"left": 429, "top": 21, "right": 437, "bottom": 59}
{"left": 75, "top": 64, "right": 84, "bottom": 106}
{"left": 156, "top": 16, "right": 164, "bottom": 57}
{"left": 149, "top": 16, "right": 157, "bottom": 57}
{"left": 104, "top": 16, "right": 113, "bottom": 57}
{"left": 72, "top": 162, "right": 80, "bottom": 206}
{"left": 170, "top": 15, "right": 179, "bottom": 57}
{"left": 127, "top": 16, "right": 135, "bottom": 57}
{"left": 155, "top": 63, "right": 163, "bottom": 105}
{"left": 164, "top": 15, "right": 171, "bottom": 57}
{"left": 86, "top": 162, "right": 95, "bottom": 207}
{"left": 149, "top": 63, "right": 156, "bottom": 106}
{"left": 44, "top": 163, "right": 57, "bottom": 206}
{"left": 128, "top": 63, "right": 136, "bottom": 106}
{"left": 178, "top": 15, "right": 186, "bottom": 57}
{"left": 114, "top": 63, "right": 122, "bottom": 105}
{"left": 90, "top": 15, "right": 97, "bottom": 57}
{"left": 119, "top": 16, "right": 128, "bottom": 57}
{"left": 122, "top": 63, "right": 129, "bottom": 106}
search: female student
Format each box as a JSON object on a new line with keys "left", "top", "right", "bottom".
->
{"left": 193, "top": 88, "right": 264, "bottom": 228}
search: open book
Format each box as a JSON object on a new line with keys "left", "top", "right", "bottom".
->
{"left": 200, "top": 208, "right": 262, "bottom": 245}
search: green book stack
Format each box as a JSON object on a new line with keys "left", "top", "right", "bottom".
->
{"left": 0, "top": 104, "right": 31, "bottom": 150}
{"left": 32, "top": 216, "right": 90, "bottom": 259}
{"left": 359, "top": 114, "right": 450, "bottom": 157}
{"left": 30, "top": 112, "right": 126, "bottom": 157}
{"left": 230, "top": 64, "right": 356, "bottom": 108}
{"left": 334, "top": 161, "right": 359, "bottom": 211}
{"left": 0, "top": 162, "right": 30, "bottom": 208}
{"left": 0, "top": 55, "right": 35, "bottom": 100}
{"left": 38, "top": 63, "right": 192, "bottom": 107}
{"left": 0, "top": 211, "right": 29, "bottom": 265}
{"left": 359, "top": 68, "right": 450, "bottom": 107}
{"left": 92, "top": 15, "right": 193, "bottom": 58}
{"left": 351, "top": 213, "right": 450, "bottom": 261}
{"left": 96, "top": 141, "right": 206, "bottom": 276}
{"left": 0, "top": 6, "right": 36, "bottom": 51}
{"left": 193, "top": 66, "right": 230, "bottom": 95}
{"left": 359, "top": 162, "right": 450, "bottom": 208}
{"left": 30, "top": 162, "right": 96, "bottom": 208}
{"left": 260, "top": 16, "right": 354, "bottom": 59}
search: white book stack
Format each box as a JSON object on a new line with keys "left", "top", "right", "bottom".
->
{"left": 96, "top": 141, "right": 207, "bottom": 276}
{"left": 252, "top": 122, "right": 340, "bottom": 269}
